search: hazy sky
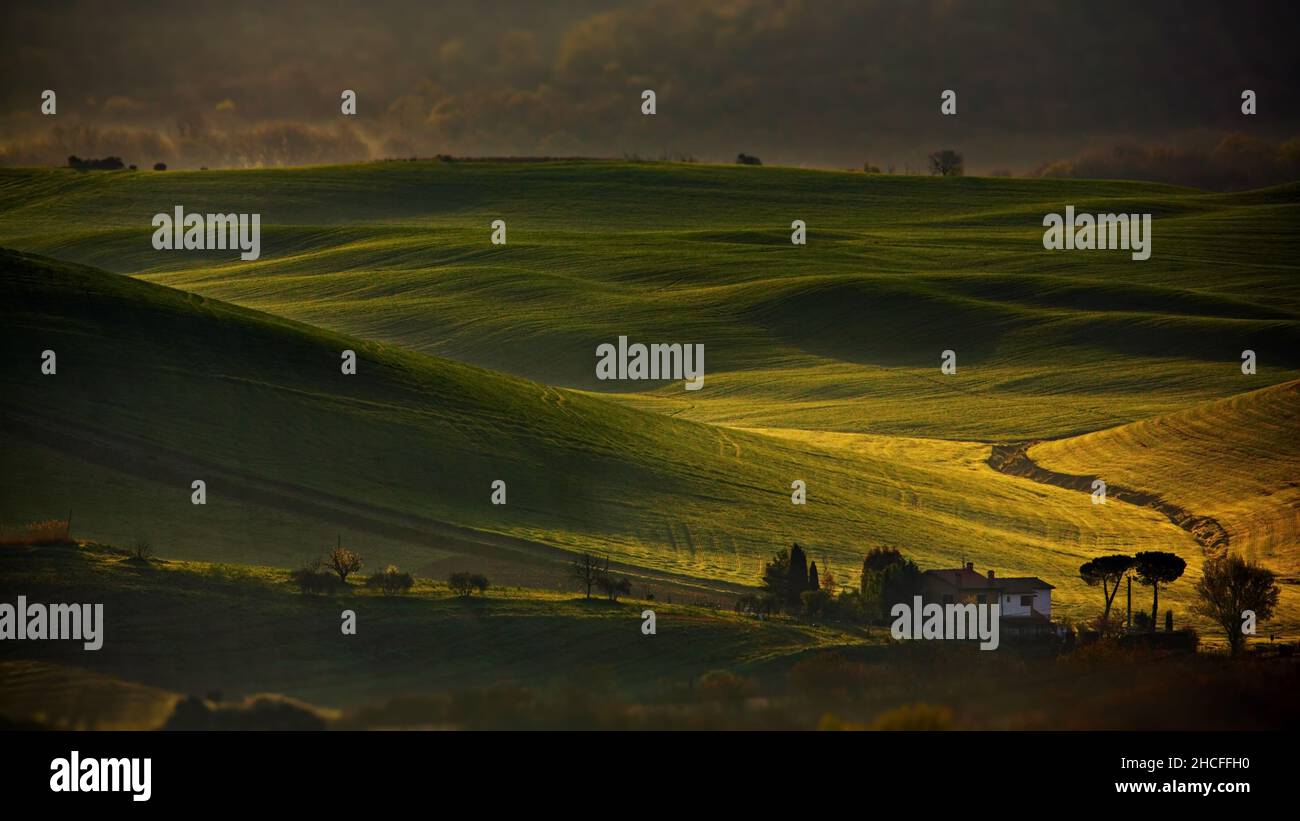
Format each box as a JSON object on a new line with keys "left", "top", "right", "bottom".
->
{"left": 3, "top": 0, "right": 1298, "bottom": 185}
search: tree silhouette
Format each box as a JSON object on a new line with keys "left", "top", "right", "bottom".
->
{"left": 761, "top": 548, "right": 792, "bottom": 603}
{"left": 1134, "top": 551, "right": 1186, "bottom": 630}
{"left": 927, "top": 149, "right": 963, "bottom": 177}
{"left": 324, "top": 539, "right": 362, "bottom": 583}
{"left": 1079, "top": 554, "right": 1134, "bottom": 625}
{"left": 788, "top": 543, "right": 809, "bottom": 601}
{"left": 569, "top": 552, "right": 607, "bottom": 599}
{"left": 1193, "top": 554, "right": 1280, "bottom": 654}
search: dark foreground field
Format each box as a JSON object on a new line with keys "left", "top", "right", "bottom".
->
{"left": 1, "top": 542, "right": 1295, "bottom": 731}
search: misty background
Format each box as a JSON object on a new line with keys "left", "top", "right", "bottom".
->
{"left": 2, "top": 0, "right": 1299, "bottom": 188}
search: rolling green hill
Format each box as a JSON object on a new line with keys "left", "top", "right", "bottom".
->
{"left": 3, "top": 161, "right": 1298, "bottom": 642}
{"left": 0, "top": 248, "right": 1243, "bottom": 629}
{"left": 2, "top": 162, "right": 1297, "bottom": 440}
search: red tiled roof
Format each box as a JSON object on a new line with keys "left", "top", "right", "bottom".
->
{"left": 924, "top": 568, "right": 1054, "bottom": 591}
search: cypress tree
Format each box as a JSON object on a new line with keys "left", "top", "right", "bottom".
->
{"left": 788, "top": 543, "right": 809, "bottom": 600}
{"left": 808, "top": 561, "right": 820, "bottom": 592}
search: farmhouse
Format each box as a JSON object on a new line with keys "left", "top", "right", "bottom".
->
{"left": 922, "top": 562, "right": 1055, "bottom": 636}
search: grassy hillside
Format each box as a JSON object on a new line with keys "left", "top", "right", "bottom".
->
{"left": 1, "top": 248, "right": 1242, "bottom": 628}
{"left": 1030, "top": 380, "right": 1300, "bottom": 577}
{"left": 1, "top": 162, "right": 1297, "bottom": 439}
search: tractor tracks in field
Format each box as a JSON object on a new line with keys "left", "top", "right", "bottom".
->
{"left": 986, "top": 441, "right": 1230, "bottom": 556}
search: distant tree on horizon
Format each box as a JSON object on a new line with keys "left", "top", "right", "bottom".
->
{"left": 927, "top": 149, "right": 963, "bottom": 176}
{"left": 67, "top": 155, "right": 125, "bottom": 172}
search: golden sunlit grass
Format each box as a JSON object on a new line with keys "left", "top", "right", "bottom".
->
{"left": 1031, "top": 380, "right": 1300, "bottom": 577}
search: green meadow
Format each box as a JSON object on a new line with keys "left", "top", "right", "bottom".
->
{"left": 1, "top": 161, "right": 1298, "bottom": 726}
{"left": 2, "top": 162, "right": 1297, "bottom": 439}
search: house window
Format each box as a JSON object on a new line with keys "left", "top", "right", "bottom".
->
{"left": 1020, "top": 595, "right": 1034, "bottom": 607}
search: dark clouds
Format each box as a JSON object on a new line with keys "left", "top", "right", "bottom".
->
{"left": 2, "top": 0, "right": 1298, "bottom": 186}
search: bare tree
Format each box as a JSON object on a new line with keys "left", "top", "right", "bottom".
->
{"left": 569, "top": 552, "right": 608, "bottom": 599}
{"left": 927, "top": 149, "right": 964, "bottom": 177}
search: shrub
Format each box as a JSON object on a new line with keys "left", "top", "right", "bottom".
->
{"left": 469, "top": 573, "right": 489, "bottom": 594}
{"left": 695, "top": 670, "right": 754, "bottom": 704}
{"left": 153, "top": 162, "right": 167, "bottom": 171}
{"left": 290, "top": 564, "right": 344, "bottom": 595}
{"left": 801, "top": 588, "right": 830, "bottom": 618}
{"left": 871, "top": 702, "right": 954, "bottom": 730}
{"left": 164, "top": 694, "right": 327, "bottom": 730}
{"left": 365, "top": 564, "right": 413, "bottom": 596}
{"left": 130, "top": 537, "right": 154, "bottom": 561}
{"left": 818, "top": 712, "right": 867, "bottom": 731}
{"left": 448, "top": 571, "right": 474, "bottom": 597}
{"left": 595, "top": 572, "right": 631, "bottom": 601}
